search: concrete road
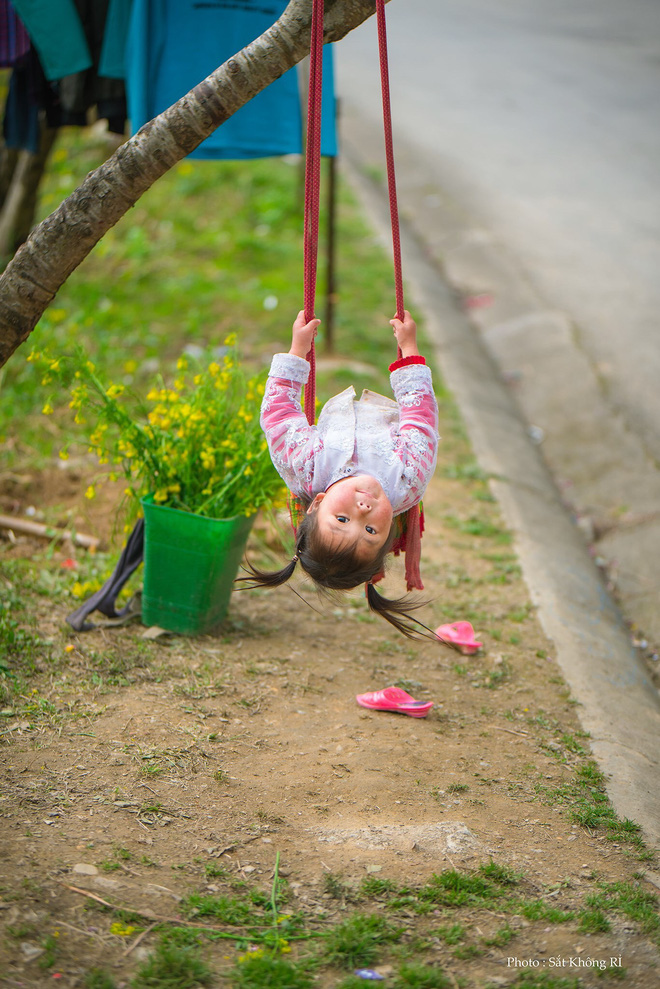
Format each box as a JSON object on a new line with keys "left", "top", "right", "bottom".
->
{"left": 335, "top": 0, "right": 660, "bottom": 647}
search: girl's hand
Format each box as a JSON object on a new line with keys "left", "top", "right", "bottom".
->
{"left": 289, "top": 310, "right": 321, "bottom": 358}
{"left": 390, "top": 310, "right": 419, "bottom": 357}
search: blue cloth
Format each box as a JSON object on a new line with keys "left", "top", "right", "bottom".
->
{"left": 121, "top": 0, "right": 337, "bottom": 160}
{"left": 10, "top": 0, "right": 91, "bottom": 79}
{"left": 98, "top": 0, "right": 131, "bottom": 79}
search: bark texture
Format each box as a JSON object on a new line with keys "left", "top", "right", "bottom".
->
{"left": 0, "top": 0, "right": 385, "bottom": 369}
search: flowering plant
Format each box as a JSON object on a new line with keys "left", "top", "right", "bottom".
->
{"left": 30, "top": 336, "right": 285, "bottom": 521}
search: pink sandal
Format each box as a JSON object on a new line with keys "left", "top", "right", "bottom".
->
{"left": 356, "top": 686, "right": 433, "bottom": 718}
{"left": 435, "top": 621, "right": 482, "bottom": 655}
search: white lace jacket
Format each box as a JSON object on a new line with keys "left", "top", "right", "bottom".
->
{"left": 260, "top": 353, "right": 439, "bottom": 516}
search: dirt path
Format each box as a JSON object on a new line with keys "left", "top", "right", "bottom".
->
{"left": 1, "top": 463, "right": 660, "bottom": 988}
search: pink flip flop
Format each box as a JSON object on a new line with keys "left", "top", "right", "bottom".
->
{"left": 435, "top": 621, "right": 483, "bottom": 655}
{"left": 356, "top": 686, "right": 434, "bottom": 718}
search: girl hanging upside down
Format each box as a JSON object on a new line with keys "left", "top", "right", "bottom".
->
{"left": 236, "top": 309, "right": 439, "bottom": 637}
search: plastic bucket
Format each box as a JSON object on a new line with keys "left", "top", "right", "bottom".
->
{"left": 141, "top": 498, "right": 254, "bottom": 634}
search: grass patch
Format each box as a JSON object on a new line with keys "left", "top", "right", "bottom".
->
{"left": 535, "top": 761, "right": 646, "bottom": 850}
{"left": 392, "top": 963, "right": 452, "bottom": 988}
{"left": 84, "top": 970, "right": 118, "bottom": 989}
{"left": 584, "top": 879, "right": 659, "bottom": 939}
{"left": 131, "top": 939, "right": 214, "bottom": 988}
{"left": 230, "top": 954, "right": 315, "bottom": 989}
{"left": 323, "top": 913, "right": 404, "bottom": 970}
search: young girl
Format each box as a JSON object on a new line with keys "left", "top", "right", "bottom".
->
{"left": 237, "top": 309, "right": 439, "bottom": 636}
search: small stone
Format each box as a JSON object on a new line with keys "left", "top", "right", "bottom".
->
{"left": 21, "top": 942, "right": 45, "bottom": 962}
{"left": 73, "top": 863, "right": 98, "bottom": 876}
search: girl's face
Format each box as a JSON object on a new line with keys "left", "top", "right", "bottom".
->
{"left": 307, "top": 474, "right": 393, "bottom": 562}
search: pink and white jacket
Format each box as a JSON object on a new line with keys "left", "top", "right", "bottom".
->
{"left": 260, "top": 353, "right": 439, "bottom": 516}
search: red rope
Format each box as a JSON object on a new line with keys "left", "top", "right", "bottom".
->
{"left": 300, "top": 0, "right": 422, "bottom": 589}
{"left": 302, "top": 0, "right": 324, "bottom": 424}
{"left": 376, "top": 0, "right": 404, "bottom": 326}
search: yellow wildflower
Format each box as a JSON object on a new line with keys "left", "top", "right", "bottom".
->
{"left": 84, "top": 485, "right": 95, "bottom": 500}
{"left": 42, "top": 402, "right": 54, "bottom": 415}
{"left": 59, "top": 450, "right": 69, "bottom": 460}
{"left": 224, "top": 332, "right": 237, "bottom": 347}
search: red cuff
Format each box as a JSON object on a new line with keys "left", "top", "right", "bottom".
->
{"left": 389, "top": 355, "right": 427, "bottom": 372}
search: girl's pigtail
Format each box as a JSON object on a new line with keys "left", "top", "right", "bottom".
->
{"left": 366, "top": 582, "right": 437, "bottom": 641}
{"left": 235, "top": 553, "right": 299, "bottom": 590}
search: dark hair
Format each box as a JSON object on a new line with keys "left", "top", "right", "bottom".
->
{"left": 235, "top": 508, "right": 436, "bottom": 640}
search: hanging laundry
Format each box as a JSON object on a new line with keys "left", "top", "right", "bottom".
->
{"left": 0, "top": 0, "right": 31, "bottom": 68}
{"left": 9, "top": 0, "right": 91, "bottom": 79}
{"left": 57, "top": 0, "right": 126, "bottom": 133}
{"left": 105, "top": 0, "right": 336, "bottom": 160}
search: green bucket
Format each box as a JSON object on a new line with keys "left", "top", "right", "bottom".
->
{"left": 141, "top": 498, "right": 254, "bottom": 635}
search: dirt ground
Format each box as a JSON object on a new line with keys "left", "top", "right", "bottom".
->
{"left": 1, "top": 459, "right": 659, "bottom": 988}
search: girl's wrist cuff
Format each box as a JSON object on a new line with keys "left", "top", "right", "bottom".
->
{"left": 389, "top": 355, "right": 426, "bottom": 372}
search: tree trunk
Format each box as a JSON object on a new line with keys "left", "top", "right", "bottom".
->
{"left": 0, "top": 0, "right": 386, "bottom": 369}
{"left": 0, "top": 122, "right": 58, "bottom": 258}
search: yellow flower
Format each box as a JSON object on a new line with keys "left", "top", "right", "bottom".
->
{"left": 59, "top": 450, "right": 69, "bottom": 460}
{"left": 208, "top": 362, "right": 219, "bottom": 377}
{"left": 84, "top": 485, "right": 95, "bottom": 500}
{"left": 106, "top": 383, "right": 125, "bottom": 398}
{"left": 42, "top": 402, "right": 54, "bottom": 415}
{"left": 123, "top": 359, "right": 138, "bottom": 374}
{"left": 154, "top": 489, "right": 168, "bottom": 503}
{"left": 200, "top": 448, "right": 216, "bottom": 469}
{"left": 244, "top": 466, "right": 253, "bottom": 476}
{"left": 224, "top": 332, "right": 237, "bottom": 346}
{"left": 176, "top": 355, "right": 188, "bottom": 371}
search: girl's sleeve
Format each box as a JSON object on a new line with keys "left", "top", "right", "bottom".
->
{"left": 260, "top": 354, "right": 319, "bottom": 498}
{"left": 389, "top": 357, "right": 440, "bottom": 511}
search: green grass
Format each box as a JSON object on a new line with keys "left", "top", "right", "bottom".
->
{"left": 229, "top": 954, "right": 315, "bottom": 988}
{"left": 392, "top": 963, "right": 452, "bottom": 988}
{"left": 323, "top": 913, "right": 404, "bottom": 969}
{"left": 84, "top": 970, "right": 118, "bottom": 989}
{"left": 130, "top": 939, "right": 214, "bottom": 988}
{"left": 584, "top": 879, "right": 659, "bottom": 940}
{"left": 535, "top": 761, "right": 646, "bottom": 849}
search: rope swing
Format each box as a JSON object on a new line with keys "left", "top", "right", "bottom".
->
{"left": 299, "top": 0, "right": 423, "bottom": 590}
